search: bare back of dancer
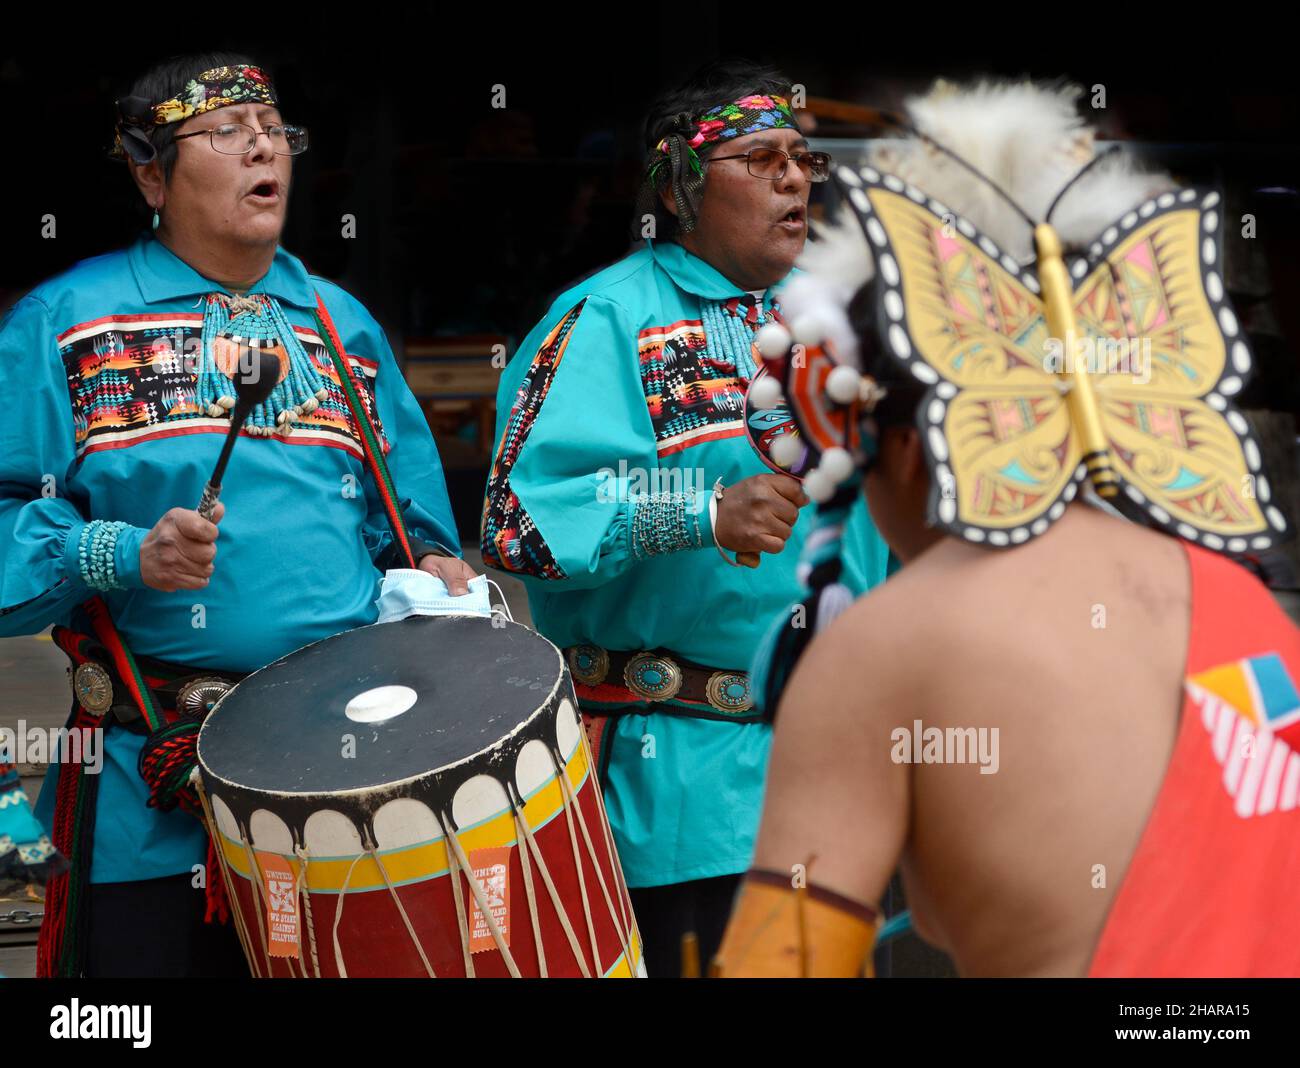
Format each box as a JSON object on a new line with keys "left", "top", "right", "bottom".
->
{"left": 748, "top": 501, "right": 1189, "bottom": 975}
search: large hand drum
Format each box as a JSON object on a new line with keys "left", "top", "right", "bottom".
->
{"left": 195, "top": 615, "right": 644, "bottom": 977}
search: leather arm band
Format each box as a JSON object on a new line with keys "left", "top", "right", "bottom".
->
{"left": 712, "top": 868, "right": 880, "bottom": 978}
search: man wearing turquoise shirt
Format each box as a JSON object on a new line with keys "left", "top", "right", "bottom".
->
{"left": 0, "top": 52, "right": 472, "bottom": 976}
{"left": 482, "top": 61, "right": 891, "bottom": 976}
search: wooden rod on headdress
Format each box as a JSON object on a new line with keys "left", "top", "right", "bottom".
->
{"left": 1034, "top": 224, "right": 1120, "bottom": 497}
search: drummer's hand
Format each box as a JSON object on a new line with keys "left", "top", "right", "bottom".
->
{"left": 140, "top": 503, "right": 223, "bottom": 592}
{"left": 714, "top": 473, "right": 808, "bottom": 567}
{"left": 418, "top": 553, "right": 478, "bottom": 596}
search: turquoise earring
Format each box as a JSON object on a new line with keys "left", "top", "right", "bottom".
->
{"left": 151, "top": 207, "right": 160, "bottom": 231}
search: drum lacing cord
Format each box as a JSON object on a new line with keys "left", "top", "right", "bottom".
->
{"left": 508, "top": 787, "right": 547, "bottom": 977}
{"left": 364, "top": 838, "right": 437, "bottom": 977}
{"left": 582, "top": 729, "right": 637, "bottom": 954}
{"left": 328, "top": 842, "right": 438, "bottom": 978}
{"left": 431, "top": 812, "right": 474, "bottom": 976}
{"left": 193, "top": 773, "right": 263, "bottom": 978}
{"left": 292, "top": 845, "right": 321, "bottom": 979}
{"left": 332, "top": 853, "right": 366, "bottom": 978}
{"left": 548, "top": 746, "right": 601, "bottom": 975}
{"left": 553, "top": 752, "right": 636, "bottom": 975}
{"left": 509, "top": 796, "right": 591, "bottom": 977}
{"left": 436, "top": 810, "right": 522, "bottom": 978}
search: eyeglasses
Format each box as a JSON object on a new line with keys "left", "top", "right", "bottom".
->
{"left": 707, "top": 147, "right": 832, "bottom": 183}
{"left": 173, "top": 122, "right": 310, "bottom": 156}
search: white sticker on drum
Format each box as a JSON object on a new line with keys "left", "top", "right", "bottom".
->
{"left": 451, "top": 774, "right": 512, "bottom": 830}
{"left": 372, "top": 797, "right": 444, "bottom": 851}
{"left": 345, "top": 685, "right": 418, "bottom": 723}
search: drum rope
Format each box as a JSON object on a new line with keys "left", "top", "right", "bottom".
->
{"left": 331, "top": 852, "right": 365, "bottom": 978}
{"left": 438, "top": 812, "right": 522, "bottom": 978}
{"left": 582, "top": 722, "right": 637, "bottom": 940}
{"left": 550, "top": 748, "right": 601, "bottom": 975}
{"left": 594, "top": 784, "right": 635, "bottom": 951}
{"left": 512, "top": 805, "right": 591, "bottom": 977}
{"left": 365, "top": 841, "right": 437, "bottom": 977}
{"left": 292, "top": 845, "right": 321, "bottom": 979}
{"left": 240, "top": 836, "right": 282, "bottom": 978}
{"left": 435, "top": 811, "right": 476, "bottom": 976}
{"left": 556, "top": 765, "right": 634, "bottom": 974}
{"left": 511, "top": 803, "right": 547, "bottom": 977}
{"left": 582, "top": 726, "right": 637, "bottom": 943}
{"left": 193, "top": 776, "right": 262, "bottom": 978}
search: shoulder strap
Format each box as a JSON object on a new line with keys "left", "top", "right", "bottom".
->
{"left": 81, "top": 596, "right": 165, "bottom": 732}
{"left": 312, "top": 292, "right": 416, "bottom": 569}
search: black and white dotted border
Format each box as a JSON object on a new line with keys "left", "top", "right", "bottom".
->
{"left": 832, "top": 166, "right": 1288, "bottom": 553}
{"left": 1074, "top": 186, "right": 1286, "bottom": 550}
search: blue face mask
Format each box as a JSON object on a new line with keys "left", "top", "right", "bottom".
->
{"left": 375, "top": 569, "right": 493, "bottom": 625}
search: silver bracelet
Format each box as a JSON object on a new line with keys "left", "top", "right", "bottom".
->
{"left": 711, "top": 479, "right": 743, "bottom": 567}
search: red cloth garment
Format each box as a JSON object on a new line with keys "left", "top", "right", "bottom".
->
{"left": 1089, "top": 541, "right": 1300, "bottom": 977}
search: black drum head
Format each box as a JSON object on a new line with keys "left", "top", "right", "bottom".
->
{"left": 197, "top": 616, "right": 565, "bottom": 796}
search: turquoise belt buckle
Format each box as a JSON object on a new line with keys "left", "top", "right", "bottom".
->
{"left": 623, "top": 652, "right": 683, "bottom": 702}
{"left": 568, "top": 644, "right": 610, "bottom": 687}
{"left": 706, "top": 671, "right": 753, "bottom": 714}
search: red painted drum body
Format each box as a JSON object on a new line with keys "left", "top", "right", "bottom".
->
{"left": 196, "top": 615, "right": 643, "bottom": 977}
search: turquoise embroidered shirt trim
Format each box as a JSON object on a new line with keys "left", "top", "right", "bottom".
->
{"left": 484, "top": 239, "right": 892, "bottom": 887}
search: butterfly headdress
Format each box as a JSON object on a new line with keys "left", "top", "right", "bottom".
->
{"left": 751, "top": 80, "right": 1289, "bottom": 556}
{"left": 746, "top": 80, "right": 1290, "bottom": 720}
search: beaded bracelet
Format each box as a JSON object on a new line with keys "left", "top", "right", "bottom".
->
{"left": 78, "top": 520, "right": 129, "bottom": 591}
{"left": 629, "top": 491, "right": 707, "bottom": 560}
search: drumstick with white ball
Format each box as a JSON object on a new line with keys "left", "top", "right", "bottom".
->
{"left": 196, "top": 349, "right": 282, "bottom": 520}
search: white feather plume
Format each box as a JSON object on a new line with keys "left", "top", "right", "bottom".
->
{"left": 783, "top": 215, "right": 872, "bottom": 368}
{"left": 781, "top": 79, "right": 1176, "bottom": 370}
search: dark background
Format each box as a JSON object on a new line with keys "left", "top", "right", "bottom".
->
{"left": 3, "top": 13, "right": 1298, "bottom": 536}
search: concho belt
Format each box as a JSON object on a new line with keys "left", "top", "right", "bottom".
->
{"left": 68, "top": 655, "right": 244, "bottom": 722}
{"left": 565, "top": 644, "right": 754, "bottom": 716}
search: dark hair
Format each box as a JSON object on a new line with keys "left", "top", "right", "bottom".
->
{"left": 637, "top": 58, "right": 795, "bottom": 242}
{"left": 847, "top": 277, "right": 926, "bottom": 430}
{"left": 120, "top": 51, "right": 266, "bottom": 183}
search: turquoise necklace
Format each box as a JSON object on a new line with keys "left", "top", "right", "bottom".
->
{"left": 699, "top": 294, "right": 777, "bottom": 380}
{"left": 196, "top": 292, "right": 329, "bottom": 435}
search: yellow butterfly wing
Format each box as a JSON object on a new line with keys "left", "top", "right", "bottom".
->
{"left": 842, "top": 166, "right": 1083, "bottom": 544}
{"left": 1069, "top": 189, "right": 1287, "bottom": 551}
{"left": 937, "top": 385, "right": 1082, "bottom": 544}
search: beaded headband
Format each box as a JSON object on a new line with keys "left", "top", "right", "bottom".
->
{"left": 657, "top": 94, "right": 796, "bottom": 156}
{"left": 113, "top": 64, "right": 279, "bottom": 164}
{"left": 642, "top": 93, "right": 799, "bottom": 235}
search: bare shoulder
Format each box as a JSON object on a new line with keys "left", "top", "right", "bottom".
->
{"left": 778, "top": 548, "right": 983, "bottom": 725}
{"left": 785, "top": 507, "right": 1192, "bottom": 730}
{"left": 826, "top": 540, "right": 1007, "bottom": 660}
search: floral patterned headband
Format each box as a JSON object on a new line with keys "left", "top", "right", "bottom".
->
{"left": 663, "top": 94, "right": 797, "bottom": 154}
{"left": 642, "top": 93, "right": 799, "bottom": 235}
{"left": 113, "top": 65, "right": 279, "bottom": 163}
